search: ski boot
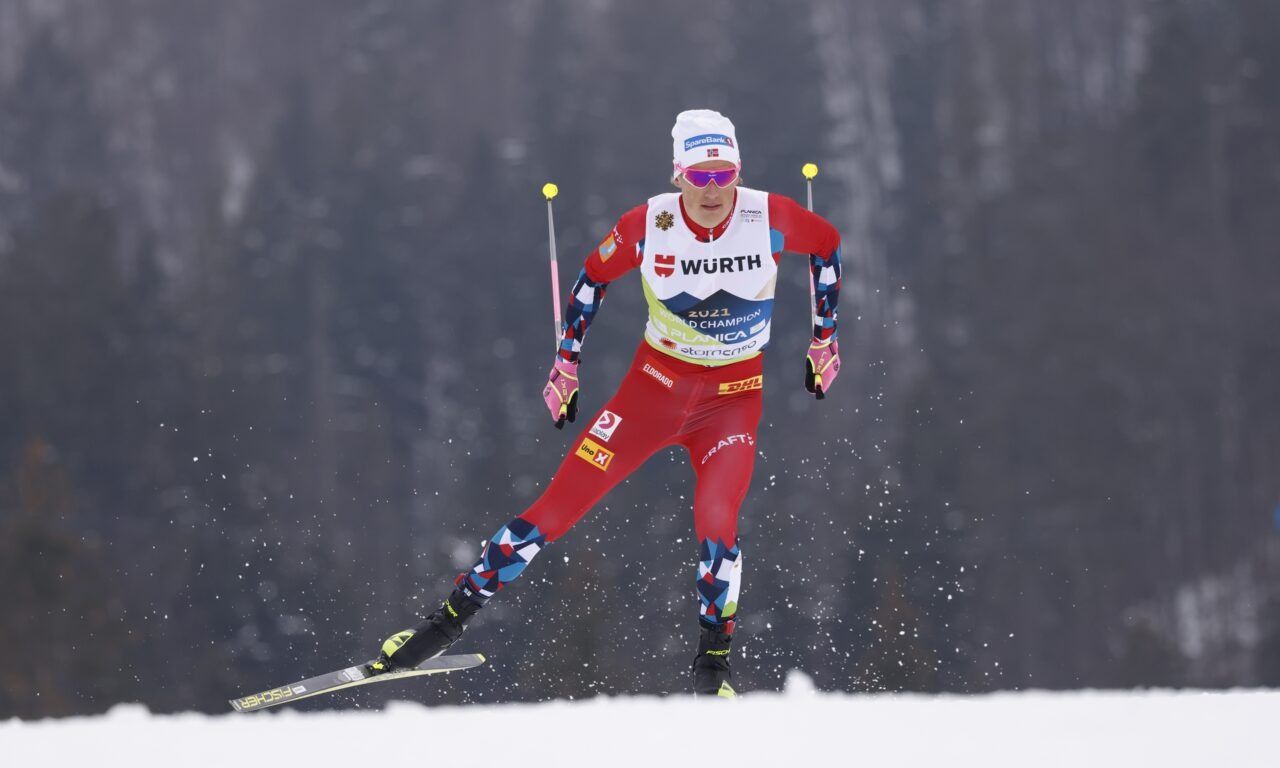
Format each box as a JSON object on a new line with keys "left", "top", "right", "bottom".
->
{"left": 368, "top": 588, "right": 482, "bottom": 675}
{"left": 692, "top": 623, "right": 736, "bottom": 698}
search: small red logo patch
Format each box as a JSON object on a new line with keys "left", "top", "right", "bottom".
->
{"left": 655, "top": 253, "right": 675, "bottom": 277}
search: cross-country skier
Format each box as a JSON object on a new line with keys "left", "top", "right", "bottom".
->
{"left": 371, "top": 109, "right": 843, "bottom": 698}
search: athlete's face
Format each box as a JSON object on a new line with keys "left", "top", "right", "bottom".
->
{"left": 674, "top": 160, "right": 740, "bottom": 229}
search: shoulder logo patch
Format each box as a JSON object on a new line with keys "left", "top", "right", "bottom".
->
{"left": 598, "top": 235, "right": 617, "bottom": 261}
{"left": 655, "top": 211, "right": 675, "bottom": 231}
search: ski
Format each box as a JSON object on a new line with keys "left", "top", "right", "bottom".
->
{"left": 227, "top": 653, "right": 486, "bottom": 712}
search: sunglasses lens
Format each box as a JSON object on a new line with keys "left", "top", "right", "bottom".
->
{"left": 684, "top": 168, "right": 738, "bottom": 188}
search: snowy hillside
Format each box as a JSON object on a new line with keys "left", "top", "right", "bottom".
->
{"left": 3, "top": 680, "right": 1274, "bottom": 767}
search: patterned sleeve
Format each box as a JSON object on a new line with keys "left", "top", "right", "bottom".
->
{"left": 767, "top": 194, "right": 842, "bottom": 342}
{"left": 557, "top": 204, "right": 647, "bottom": 363}
{"left": 810, "top": 247, "right": 842, "bottom": 342}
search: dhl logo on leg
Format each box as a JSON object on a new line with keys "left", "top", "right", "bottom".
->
{"left": 575, "top": 437, "right": 615, "bottom": 471}
{"left": 718, "top": 375, "right": 763, "bottom": 395}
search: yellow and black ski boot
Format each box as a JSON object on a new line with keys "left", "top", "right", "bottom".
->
{"left": 693, "top": 623, "right": 736, "bottom": 698}
{"left": 368, "top": 589, "right": 482, "bottom": 674}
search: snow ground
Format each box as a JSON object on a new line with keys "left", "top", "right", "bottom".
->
{"left": 3, "top": 679, "right": 1274, "bottom": 767}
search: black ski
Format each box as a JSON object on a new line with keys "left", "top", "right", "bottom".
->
{"left": 227, "top": 653, "right": 486, "bottom": 712}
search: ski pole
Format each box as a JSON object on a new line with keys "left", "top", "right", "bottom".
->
{"left": 802, "top": 163, "right": 819, "bottom": 309}
{"left": 542, "top": 182, "right": 563, "bottom": 351}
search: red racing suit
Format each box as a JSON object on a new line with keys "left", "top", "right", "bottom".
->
{"left": 455, "top": 188, "right": 842, "bottom": 632}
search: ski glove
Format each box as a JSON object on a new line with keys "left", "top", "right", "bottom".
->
{"left": 543, "top": 358, "right": 580, "bottom": 429}
{"left": 805, "top": 339, "right": 841, "bottom": 399}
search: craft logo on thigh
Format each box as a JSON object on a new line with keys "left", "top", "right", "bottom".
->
{"left": 642, "top": 358, "right": 676, "bottom": 389}
{"left": 589, "top": 410, "right": 623, "bottom": 442}
{"left": 575, "top": 437, "right": 615, "bottom": 471}
{"left": 718, "top": 375, "right": 763, "bottom": 395}
{"left": 700, "top": 433, "right": 755, "bottom": 465}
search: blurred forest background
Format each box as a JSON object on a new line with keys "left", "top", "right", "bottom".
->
{"left": 2, "top": 0, "right": 1279, "bottom": 718}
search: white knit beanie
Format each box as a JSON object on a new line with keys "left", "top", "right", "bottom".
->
{"left": 671, "top": 109, "right": 740, "bottom": 173}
